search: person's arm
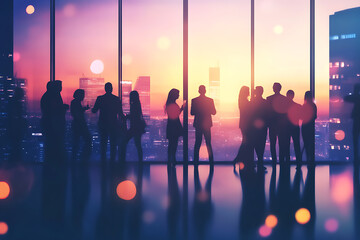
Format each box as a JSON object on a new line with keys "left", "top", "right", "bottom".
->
{"left": 92, "top": 97, "right": 100, "bottom": 113}
{"left": 190, "top": 99, "right": 195, "bottom": 116}
{"left": 211, "top": 99, "right": 216, "bottom": 115}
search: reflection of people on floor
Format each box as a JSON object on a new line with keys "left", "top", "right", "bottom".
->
{"left": 167, "top": 166, "right": 181, "bottom": 239}
{"left": 7, "top": 87, "right": 27, "bottom": 161}
{"left": 238, "top": 166, "right": 266, "bottom": 238}
{"left": 192, "top": 165, "right": 214, "bottom": 240}
{"left": 301, "top": 166, "right": 316, "bottom": 240}
{"left": 354, "top": 165, "right": 360, "bottom": 238}
{"left": 70, "top": 89, "right": 91, "bottom": 161}
{"left": 165, "top": 89, "right": 184, "bottom": 164}
{"left": 191, "top": 85, "right": 216, "bottom": 163}
{"left": 302, "top": 91, "right": 317, "bottom": 162}
{"left": 71, "top": 163, "right": 90, "bottom": 239}
{"left": 344, "top": 84, "right": 360, "bottom": 161}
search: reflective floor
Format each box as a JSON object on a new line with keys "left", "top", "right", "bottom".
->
{"left": 0, "top": 161, "right": 359, "bottom": 240}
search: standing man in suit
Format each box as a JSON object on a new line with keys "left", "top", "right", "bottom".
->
{"left": 286, "top": 90, "right": 302, "bottom": 164}
{"left": 191, "top": 85, "right": 216, "bottom": 163}
{"left": 92, "top": 82, "right": 124, "bottom": 162}
{"left": 266, "top": 82, "right": 289, "bottom": 164}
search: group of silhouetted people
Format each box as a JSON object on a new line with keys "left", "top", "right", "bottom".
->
{"left": 234, "top": 82, "right": 317, "bottom": 169}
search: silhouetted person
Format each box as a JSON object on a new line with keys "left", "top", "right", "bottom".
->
{"left": 191, "top": 85, "right": 216, "bottom": 163}
{"left": 286, "top": 90, "right": 302, "bottom": 164}
{"left": 302, "top": 91, "right": 317, "bottom": 162}
{"left": 165, "top": 89, "right": 184, "bottom": 164}
{"left": 41, "top": 80, "right": 69, "bottom": 162}
{"left": 7, "top": 87, "right": 27, "bottom": 161}
{"left": 192, "top": 165, "right": 214, "bottom": 240}
{"left": 344, "top": 84, "right": 360, "bottom": 161}
{"left": 92, "top": 82, "right": 123, "bottom": 162}
{"left": 301, "top": 166, "right": 316, "bottom": 240}
{"left": 251, "top": 86, "right": 269, "bottom": 169}
{"left": 234, "top": 86, "right": 254, "bottom": 169}
{"left": 71, "top": 89, "right": 91, "bottom": 161}
{"left": 267, "top": 82, "right": 289, "bottom": 164}
{"left": 125, "top": 91, "right": 145, "bottom": 162}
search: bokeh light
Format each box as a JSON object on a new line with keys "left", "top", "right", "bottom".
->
{"left": 265, "top": 215, "right": 278, "bottom": 228}
{"left": 324, "top": 218, "right": 339, "bottom": 233}
{"left": 0, "top": 182, "right": 10, "bottom": 200}
{"left": 287, "top": 105, "right": 301, "bottom": 126}
{"left": 254, "top": 119, "right": 265, "bottom": 129}
{"left": 301, "top": 104, "right": 316, "bottom": 124}
{"left": 0, "top": 222, "right": 8, "bottom": 235}
{"left": 90, "top": 60, "right": 104, "bottom": 74}
{"left": 273, "top": 25, "right": 284, "bottom": 34}
{"left": 239, "top": 162, "right": 245, "bottom": 170}
{"left": 63, "top": 4, "right": 76, "bottom": 17}
{"left": 13, "top": 52, "right": 21, "bottom": 62}
{"left": 334, "top": 130, "right": 345, "bottom": 141}
{"left": 116, "top": 180, "right": 136, "bottom": 200}
{"left": 157, "top": 36, "right": 171, "bottom": 50}
{"left": 295, "top": 208, "right": 311, "bottom": 224}
{"left": 166, "top": 103, "right": 181, "bottom": 120}
{"left": 331, "top": 172, "right": 353, "bottom": 204}
{"left": 259, "top": 225, "right": 272, "bottom": 237}
{"left": 26, "top": 5, "right": 35, "bottom": 15}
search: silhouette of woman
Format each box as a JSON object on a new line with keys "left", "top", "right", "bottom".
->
{"left": 302, "top": 91, "right": 317, "bottom": 162}
{"left": 70, "top": 89, "right": 91, "bottom": 161}
{"left": 234, "top": 86, "right": 254, "bottom": 168}
{"left": 7, "top": 87, "right": 27, "bottom": 161}
{"left": 126, "top": 91, "right": 145, "bottom": 161}
{"left": 165, "top": 89, "right": 184, "bottom": 164}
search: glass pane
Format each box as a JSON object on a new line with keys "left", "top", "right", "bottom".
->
{"left": 123, "top": 0, "right": 183, "bottom": 161}
{"left": 189, "top": 0, "right": 251, "bottom": 162}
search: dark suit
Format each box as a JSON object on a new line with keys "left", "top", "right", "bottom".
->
{"left": 286, "top": 100, "right": 302, "bottom": 163}
{"left": 92, "top": 93, "right": 123, "bottom": 161}
{"left": 191, "top": 95, "right": 216, "bottom": 162}
{"left": 267, "top": 93, "right": 290, "bottom": 163}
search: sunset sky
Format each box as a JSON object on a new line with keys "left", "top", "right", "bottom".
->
{"left": 13, "top": 0, "right": 360, "bottom": 117}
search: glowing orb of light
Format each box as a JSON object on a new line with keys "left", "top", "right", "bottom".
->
{"left": 116, "top": 180, "right": 136, "bottom": 200}
{"left": 295, "top": 208, "right": 311, "bottom": 224}
{"left": 122, "top": 54, "right": 133, "bottom": 65}
{"left": 26, "top": 5, "right": 35, "bottom": 15}
{"left": 0, "top": 182, "right": 10, "bottom": 200}
{"left": 90, "top": 60, "right": 104, "bottom": 74}
{"left": 331, "top": 173, "right": 353, "bottom": 204}
{"left": 157, "top": 36, "right": 171, "bottom": 50}
{"left": 259, "top": 225, "right": 272, "bottom": 237}
{"left": 265, "top": 215, "right": 278, "bottom": 228}
{"left": 273, "top": 25, "right": 283, "bottom": 34}
{"left": 239, "top": 162, "right": 245, "bottom": 170}
{"left": 13, "top": 52, "right": 21, "bottom": 62}
{"left": 0, "top": 222, "right": 8, "bottom": 235}
{"left": 63, "top": 4, "right": 76, "bottom": 17}
{"left": 324, "top": 218, "right": 339, "bottom": 233}
{"left": 335, "top": 130, "right": 345, "bottom": 141}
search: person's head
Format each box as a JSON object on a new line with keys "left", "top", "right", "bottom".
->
{"left": 304, "top": 91, "right": 313, "bottom": 103}
{"left": 354, "top": 84, "right": 360, "bottom": 95}
{"left": 166, "top": 88, "right": 180, "bottom": 106}
{"left": 199, "top": 85, "right": 206, "bottom": 95}
{"left": 273, "top": 82, "right": 282, "bottom": 94}
{"left": 239, "top": 86, "right": 250, "bottom": 100}
{"left": 46, "top": 81, "right": 55, "bottom": 92}
{"left": 130, "top": 90, "right": 142, "bottom": 114}
{"left": 255, "top": 86, "right": 264, "bottom": 98}
{"left": 286, "top": 90, "right": 295, "bottom": 100}
{"left": 14, "top": 87, "right": 25, "bottom": 100}
{"left": 105, "top": 82, "right": 113, "bottom": 93}
{"left": 54, "top": 80, "right": 62, "bottom": 92}
{"left": 73, "top": 89, "right": 85, "bottom": 101}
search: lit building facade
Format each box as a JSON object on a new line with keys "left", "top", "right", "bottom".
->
{"left": 122, "top": 80, "right": 132, "bottom": 114}
{"left": 134, "top": 76, "right": 150, "bottom": 120}
{"left": 0, "top": 0, "right": 15, "bottom": 157}
{"left": 329, "top": 7, "right": 360, "bottom": 160}
{"left": 79, "top": 77, "right": 104, "bottom": 107}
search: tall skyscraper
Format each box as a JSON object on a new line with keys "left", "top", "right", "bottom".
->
{"left": 0, "top": 0, "right": 15, "bottom": 157}
{"left": 79, "top": 77, "right": 105, "bottom": 107}
{"left": 122, "top": 80, "right": 132, "bottom": 114}
{"left": 134, "top": 76, "right": 150, "bottom": 120}
{"left": 329, "top": 7, "right": 360, "bottom": 161}
{"left": 209, "top": 67, "right": 220, "bottom": 112}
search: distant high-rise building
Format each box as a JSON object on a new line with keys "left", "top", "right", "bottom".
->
{"left": 134, "top": 76, "right": 150, "bottom": 120}
{"left": 122, "top": 80, "right": 132, "bottom": 114}
{"left": 15, "top": 78, "right": 27, "bottom": 110}
{"left": 209, "top": 66, "right": 220, "bottom": 115}
{"left": 0, "top": 0, "right": 15, "bottom": 157}
{"left": 79, "top": 77, "right": 104, "bottom": 107}
{"left": 329, "top": 7, "right": 360, "bottom": 161}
